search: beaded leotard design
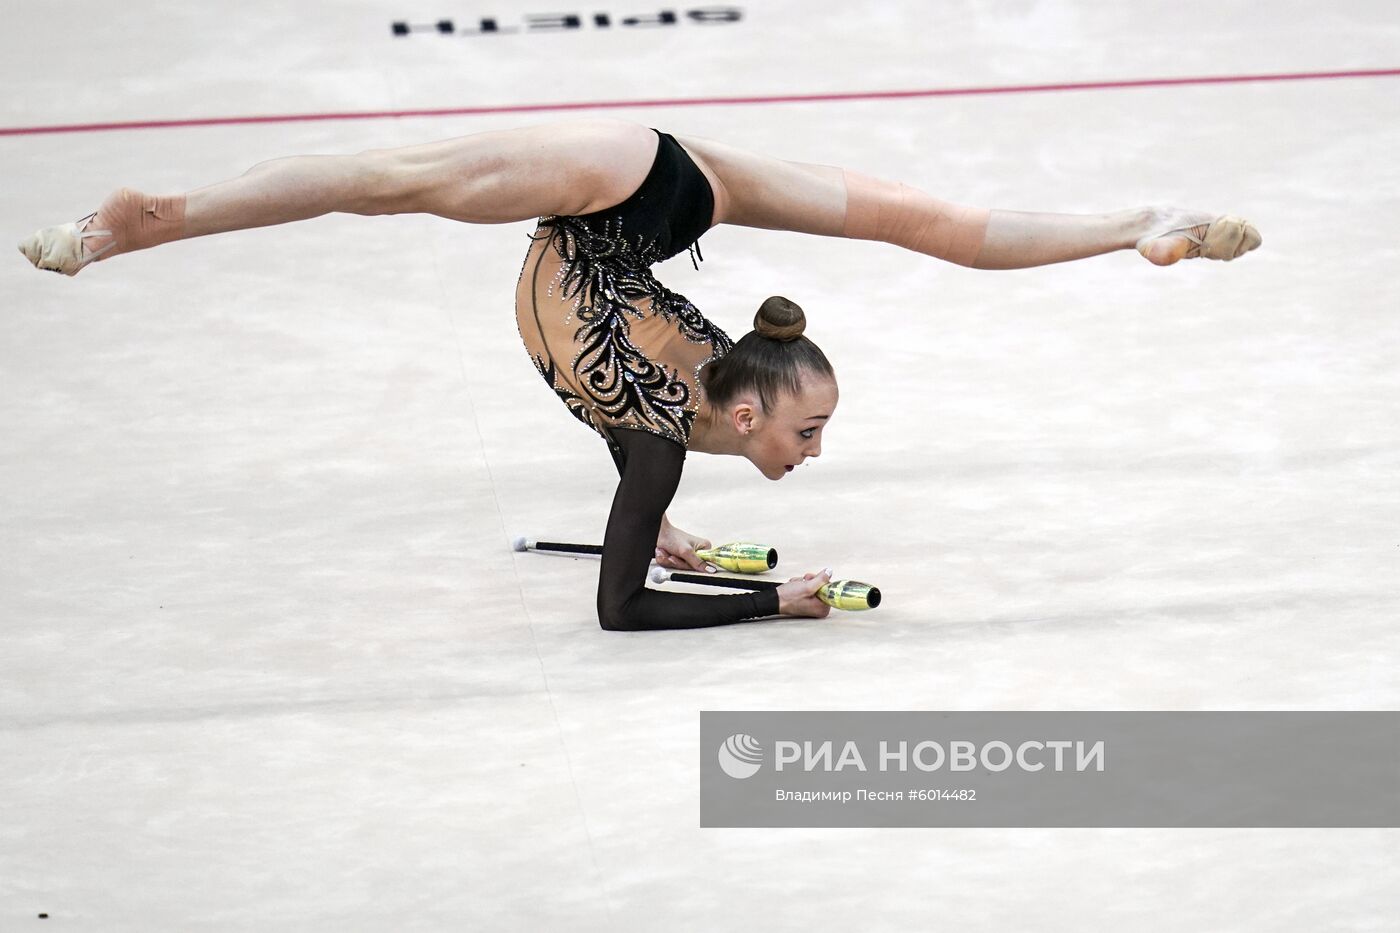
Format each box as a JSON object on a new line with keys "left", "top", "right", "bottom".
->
{"left": 514, "top": 130, "right": 732, "bottom": 455}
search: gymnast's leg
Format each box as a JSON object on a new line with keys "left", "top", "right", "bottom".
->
{"left": 18, "top": 120, "right": 661, "bottom": 276}
{"left": 674, "top": 132, "right": 1261, "bottom": 269}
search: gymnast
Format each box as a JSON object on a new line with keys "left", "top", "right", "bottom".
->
{"left": 17, "top": 119, "right": 1261, "bottom": 630}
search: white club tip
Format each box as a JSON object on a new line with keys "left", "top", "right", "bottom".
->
{"left": 649, "top": 567, "right": 670, "bottom": 585}
{"left": 510, "top": 536, "right": 528, "bottom": 552}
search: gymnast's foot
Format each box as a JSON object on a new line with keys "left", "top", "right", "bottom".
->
{"left": 1135, "top": 206, "right": 1262, "bottom": 266}
{"left": 18, "top": 187, "right": 186, "bottom": 276}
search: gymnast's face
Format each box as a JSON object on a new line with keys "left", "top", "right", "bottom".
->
{"left": 744, "top": 375, "right": 839, "bottom": 481}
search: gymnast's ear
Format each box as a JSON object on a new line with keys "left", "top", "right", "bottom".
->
{"left": 726, "top": 394, "right": 761, "bottom": 435}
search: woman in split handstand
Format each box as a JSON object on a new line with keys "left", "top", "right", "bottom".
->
{"left": 18, "top": 119, "right": 1261, "bottom": 630}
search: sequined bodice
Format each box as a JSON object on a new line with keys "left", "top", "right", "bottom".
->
{"left": 513, "top": 130, "right": 731, "bottom": 455}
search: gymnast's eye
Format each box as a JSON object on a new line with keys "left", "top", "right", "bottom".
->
{"left": 800, "top": 428, "right": 816, "bottom": 439}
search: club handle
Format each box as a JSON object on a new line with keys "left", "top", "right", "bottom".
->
{"left": 516, "top": 537, "right": 775, "bottom": 572}
{"left": 513, "top": 537, "right": 602, "bottom": 556}
{"left": 663, "top": 570, "right": 781, "bottom": 591}
{"left": 653, "top": 569, "right": 882, "bottom": 611}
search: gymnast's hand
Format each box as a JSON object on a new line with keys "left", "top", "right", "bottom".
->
{"left": 776, "top": 570, "right": 834, "bottom": 619}
{"left": 655, "top": 517, "right": 713, "bottom": 573}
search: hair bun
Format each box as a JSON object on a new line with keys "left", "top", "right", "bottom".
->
{"left": 753, "top": 296, "right": 806, "bottom": 342}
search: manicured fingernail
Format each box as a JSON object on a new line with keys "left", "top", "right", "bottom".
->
{"left": 823, "top": 567, "right": 831, "bottom": 575}
{"left": 706, "top": 565, "right": 716, "bottom": 573}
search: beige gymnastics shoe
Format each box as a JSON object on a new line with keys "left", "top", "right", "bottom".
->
{"left": 1136, "top": 213, "right": 1262, "bottom": 266}
{"left": 18, "top": 188, "right": 187, "bottom": 277}
{"left": 18, "top": 212, "right": 116, "bottom": 276}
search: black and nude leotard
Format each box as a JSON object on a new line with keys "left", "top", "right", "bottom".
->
{"left": 515, "top": 129, "right": 781, "bottom": 630}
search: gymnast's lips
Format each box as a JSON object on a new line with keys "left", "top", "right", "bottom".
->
{"left": 785, "top": 464, "right": 794, "bottom": 472}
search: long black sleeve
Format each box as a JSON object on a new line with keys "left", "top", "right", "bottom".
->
{"left": 596, "top": 429, "right": 781, "bottom": 631}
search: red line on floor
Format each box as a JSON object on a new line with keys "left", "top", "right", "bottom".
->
{"left": 2, "top": 67, "right": 1397, "bottom": 137}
